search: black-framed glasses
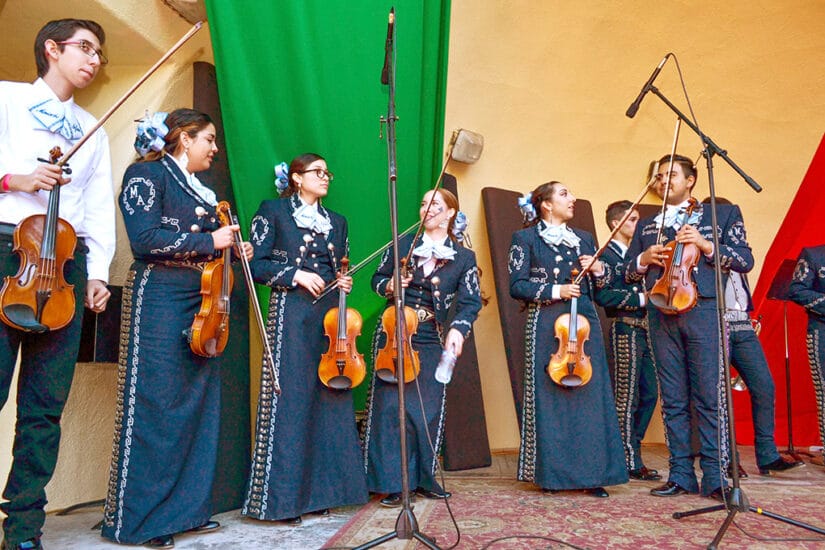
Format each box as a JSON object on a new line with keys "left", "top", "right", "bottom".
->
{"left": 56, "top": 39, "right": 108, "bottom": 66}
{"left": 299, "top": 168, "right": 334, "bottom": 181}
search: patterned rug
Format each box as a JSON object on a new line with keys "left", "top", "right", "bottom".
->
{"left": 324, "top": 473, "right": 825, "bottom": 549}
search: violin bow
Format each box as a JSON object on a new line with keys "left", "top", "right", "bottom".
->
{"left": 55, "top": 21, "right": 205, "bottom": 168}
{"left": 311, "top": 130, "right": 462, "bottom": 304}
{"left": 230, "top": 209, "right": 281, "bottom": 395}
{"left": 654, "top": 118, "right": 683, "bottom": 245}
{"left": 573, "top": 164, "right": 661, "bottom": 286}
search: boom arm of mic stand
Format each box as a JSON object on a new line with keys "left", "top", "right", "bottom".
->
{"left": 648, "top": 86, "right": 762, "bottom": 193}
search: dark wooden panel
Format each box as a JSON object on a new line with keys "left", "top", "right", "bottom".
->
{"left": 442, "top": 173, "right": 492, "bottom": 470}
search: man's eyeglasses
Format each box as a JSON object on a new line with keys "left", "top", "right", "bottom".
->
{"left": 56, "top": 40, "right": 108, "bottom": 66}
{"left": 299, "top": 168, "right": 334, "bottom": 181}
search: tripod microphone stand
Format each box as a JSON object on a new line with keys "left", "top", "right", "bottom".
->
{"left": 633, "top": 82, "right": 825, "bottom": 548}
{"left": 354, "top": 9, "right": 440, "bottom": 549}
{"left": 766, "top": 259, "right": 812, "bottom": 462}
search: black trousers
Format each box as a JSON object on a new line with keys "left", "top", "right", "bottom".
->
{"left": 0, "top": 223, "right": 88, "bottom": 544}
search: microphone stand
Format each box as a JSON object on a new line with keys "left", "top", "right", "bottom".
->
{"left": 354, "top": 9, "right": 439, "bottom": 549}
{"left": 638, "top": 86, "right": 825, "bottom": 548}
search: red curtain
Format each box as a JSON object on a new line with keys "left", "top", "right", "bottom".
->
{"left": 733, "top": 133, "right": 825, "bottom": 449}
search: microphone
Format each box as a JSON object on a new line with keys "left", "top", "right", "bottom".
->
{"left": 625, "top": 54, "right": 670, "bottom": 119}
{"left": 380, "top": 8, "right": 395, "bottom": 85}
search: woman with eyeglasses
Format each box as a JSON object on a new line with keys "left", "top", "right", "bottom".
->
{"left": 362, "top": 188, "right": 482, "bottom": 507}
{"left": 508, "top": 181, "right": 627, "bottom": 498}
{"left": 102, "top": 109, "right": 252, "bottom": 548}
{"left": 241, "top": 153, "right": 368, "bottom": 525}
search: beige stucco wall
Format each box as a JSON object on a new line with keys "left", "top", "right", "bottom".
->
{"left": 443, "top": 0, "right": 825, "bottom": 451}
{"left": 1, "top": 0, "right": 824, "bottom": 511}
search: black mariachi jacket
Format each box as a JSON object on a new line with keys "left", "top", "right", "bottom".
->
{"left": 594, "top": 241, "right": 646, "bottom": 318}
{"left": 625, "top": 202, "right": 754, "bottom": 298}
{"left": 371, "top": 232, "right": 482, "bottom": 339}
{"left": 248, "top": 194, "right": 348, "bottom": 290}
{"left": 119, "top": 156, "right": 221, "bottom": 262}
{"left": 508, "top": 223, "right": 607, "bottom": 304}
{"left": 789, "top": 245, "right": 825, "bottom": 322}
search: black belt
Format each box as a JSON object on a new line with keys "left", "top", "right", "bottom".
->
{"left": 616, "top": 315, "right": 648, "bottom": 329}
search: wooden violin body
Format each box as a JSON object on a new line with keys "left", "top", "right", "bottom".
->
{"left": 649, "top": 198, "right": 700, "bottom": 315}
{"left": 318, "top": 258, "right": 366, "bottom": 390}
{"left": 190, "top": 201, "right": 233, "bottom": 357}
{"left": 374, "top": 305, "right": 420, "bottom": 384}
{"left": 0, "top": 147, "right": 76, "bottom": 333}
{"left": 547, "top": 294, "right": 592, "bottom": 388}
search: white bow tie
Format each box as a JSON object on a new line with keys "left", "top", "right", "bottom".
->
{"left": 412, "top": 240, "right": 456, "bottom": 263}
{"left": 538, "top": 223, "right": 580, "bottom": 249}
{"left": 292, "top": 203, "right": 332, "bottom": 236}
{"left": 29, "top": 98, "right": 83, "bottom": 141}
{"left": 655, "top": 205, "right": 702, "bottom": 230}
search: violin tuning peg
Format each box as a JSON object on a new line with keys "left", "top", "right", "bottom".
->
{"left": 195, "top": 206, "right": 207, "bottom": 217}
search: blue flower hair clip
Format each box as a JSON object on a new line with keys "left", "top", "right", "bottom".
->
{"left": 274, "top": 161, "right": 290, "bottom": 193}
{"left": 452, "top": 211, "right": 472, "bottom": 247}
{"left": 134, "top": 111, "right": 169, "bottom": 157}
{"left": 518, "top": 192, "right": 536, "bottom": 222}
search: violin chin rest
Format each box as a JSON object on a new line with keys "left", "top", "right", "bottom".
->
{"left": 326, "top": 375, "right": 354, "bottom": 390}
{"left": 2, "top": 304, "right": 49, "bottom": 333}
{"left": 560, "top": 374, "right": 583, "bottom": 388}
{"left": 375, "top": 368, "right": 398, "bottom": 384}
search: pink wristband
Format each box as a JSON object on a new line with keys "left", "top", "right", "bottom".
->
{"left": 0, "top": 174, "right": 9, "bottom": 192}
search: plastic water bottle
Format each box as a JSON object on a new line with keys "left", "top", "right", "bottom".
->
{"left": 434, "top": 349, "right": 457, "bottom": 384}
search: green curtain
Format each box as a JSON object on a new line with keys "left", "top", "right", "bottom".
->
{"left": 205, "top": 0, "right": 451, "bottom": 405}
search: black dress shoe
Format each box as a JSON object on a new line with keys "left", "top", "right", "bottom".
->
{"left": 726, "top": 462, "right": 748, "bottom": 479}
{"left": 758, "top": 457, "right": 804, "bottom": 475}
{"left": 541, "top": 487, "right": 559, "bottom": 494}
{"left": 629, "top": 467, "right": 662, "bottom": 481}
{"left": 184, "top": 520, "right": 221, "bottom": 533}
{"left": 380, "top": 493, "right": 402, "bottom": 507}
{"left": 282, "top": 516, "right": 302, "bottom": 525}
{"left": 650, "top": 481, "right": 689, "bottom": 497}
{"left": 144, "top": 534, "right": 174, "bottom": 549}
{"left": 1, "top": 538, "right": 43, "bottom": 550}
{"left": 311, "top": 508, "right": 330, "bottom": 516}
{"left": 585, "top": 487, "right": 609, "bottom": 498}
{"left": 416, "top": 488, "right": 451, "bottom": 500}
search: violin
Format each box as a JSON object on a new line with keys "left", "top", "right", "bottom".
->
{"left": 547, "top": 269, "right": 592, "bottom": 388}
{"left": 190, "top": 201, "right": 234, "bottom": 357}
{"left": 0, "top": 147, "right": 76, "bottom": 333}
{"left": 374, "top": 305, "right": 420, "bottom": 384}
{"left": 318, "top": 258, "right": 366, "bottom": 389}
{"left": 648, "top": 197, "right": 700, "bottom": 315}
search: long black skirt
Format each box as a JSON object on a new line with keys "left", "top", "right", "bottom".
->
{"left": 102, "top": 262, "right": 220, "bottom": 544}
{"left": 242, "top": 288, "right": 368, "bottom": 520}
{"left": 363, "top": 319, "right": 447, "bottom": 494}
{"left": 518, "top": 297, "right": 628, "bottom": 490}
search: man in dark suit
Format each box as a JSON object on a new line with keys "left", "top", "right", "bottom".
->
{"left": 596, "top": 200, "right": 660, "bottom": 481}
{"left": 626, "top": 154, "right": 753, "bottom": 499}
{"left": 788, "top": 245, "right": 825, "bottom": 465}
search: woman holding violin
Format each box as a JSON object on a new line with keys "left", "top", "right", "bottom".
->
{"left": 362, "top": 188, "right": 482, "bottom": 507}
{"left": 102, "top": 109, "right": 251, "bottom": 548}
{"left": 626, "top": 154, "right": 753, "bottom": 499}
{"left": 509, "top": 181, "right": 626, "bottom": 497}
{"left": 241, "top": 153, "right": 367, "bottom": 525}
